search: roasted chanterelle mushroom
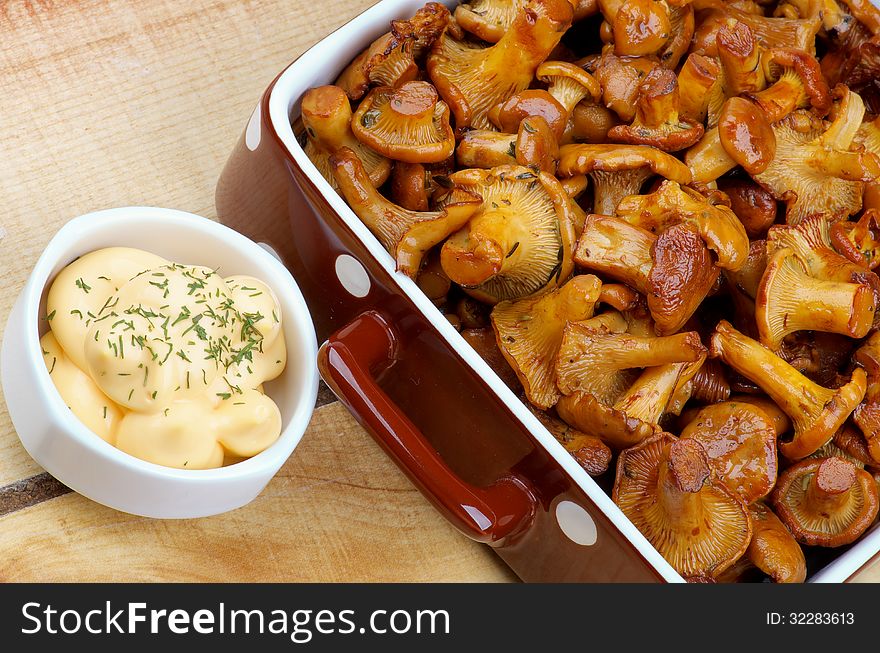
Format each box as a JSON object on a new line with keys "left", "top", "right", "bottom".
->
{"left": 302, "top": 0, "right": 880, "bottom": 582}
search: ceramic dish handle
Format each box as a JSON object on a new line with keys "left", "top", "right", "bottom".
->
{"left": 318, "top": 310, "right": 535, "bottom": 544}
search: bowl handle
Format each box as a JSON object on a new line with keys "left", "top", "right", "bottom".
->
{"left": 318, "top": 310, "right": 535, "bottom": 544}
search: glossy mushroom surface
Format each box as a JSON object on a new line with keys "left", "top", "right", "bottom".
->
{"left": 301, "top": 0, "right": 880, "bottom": 581}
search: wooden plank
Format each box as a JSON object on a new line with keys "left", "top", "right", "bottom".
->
{"left": 0, "top": 402, "right": 517, "bottom": 581}
{"left": 0, "top": 0, "right": 377, "bottom": 485}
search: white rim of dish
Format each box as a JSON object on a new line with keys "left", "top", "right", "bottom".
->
{"left": 268, "top": 0, "right": 684, "bottom": 582}
{"left": 266, "top": 0, "right": 880, "bottom": 582}
{"left": 21, "top": 206, "right": 319, "bottom": 484}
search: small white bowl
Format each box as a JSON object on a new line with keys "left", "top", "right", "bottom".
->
{"left": 0, "top": 207, "right": 318, "bottom": 518}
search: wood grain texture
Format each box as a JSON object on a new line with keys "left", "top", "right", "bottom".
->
{"left": 0, "top": 403, "right": 517, "bottom": 582}
{"left": 0, "top": 0, "right": 514, "bottom": 582}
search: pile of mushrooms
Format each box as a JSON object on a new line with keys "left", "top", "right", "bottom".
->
{"left": 302, "top": 0, "right": 880, "bottom": 582}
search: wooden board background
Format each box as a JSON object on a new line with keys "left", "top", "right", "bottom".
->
{"left": 0, "top": 0, "right": 514, "bottom": 582}
{"left": 0, "top": 0, "right": 875, "bottom": 582}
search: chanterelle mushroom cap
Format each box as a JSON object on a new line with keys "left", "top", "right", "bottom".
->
{"left": 555, "top": 316, "right": 705, "bottom": 447}
{"left": 527, "top": 404, "right": 612, "bottom": 476}
{"left": 555, "top": 312, "right": 704, "bottom": 399}
{"left": 491, "top": 275, "right": 603, "bottom": 409}
{"left": 771, "top": 457, "right": 879, "bottom": 547}
{"left": 586, "top": 47, "right": 661, "bottom": 122}
{"left": 573, "top": 215, "right": 719, "bottom": 334}
{"left": 556, "top": 143, "right": 692, "bottom": 215}
{"left": 613, "top": 180, "right": 749, "bottom": 271}
{"left": 428, "top": 0, "right": 573, "bottom": 130}
{"left": 692, "top": 6, "right": 820, "bottom": 57}
{"left": 301, "top": 85, "right": 391, "bottom": 190}
{"left": 743, "top": 502, "right": 807, "bottom": 584}
{"left": 767, "top": 215, "right": 878, "bottom": 287}
{"left": 330, "top": 147, "right": 482, "bottom": 278}
{"left": 610, "top": 0, "right": 671, "bottom": 57}
{"left": 709, "top": 320, "right": 868, "bottom": 460}
{"left": 607, "top": 68, "right": 705, "bottom": 152}
{"left": 751, "top": 47, "right": 832, "bottom": 122}
{"left": 351, "top": 82, "right": 454, "bottom": 164}
{"left": 439, "top": 165, "right": 576, "bottom": 304}
{"left": 717, "top": 96, "right": 776, "bottom": 175}
{"left": 335, "top": 2, "right": 450, "bottom": 100}
{"left": 680, "top": 401, "right": 779, "bottom": 503}
{"left": 753, "top": 88, "right": 880, "bottom": 225}
{"left": 756, "top": 247, "right": 876, "bottom": 351}
{"left": 488, "top": 89, "right": 568, "bottom": 139}
{"left": 613, "top": 434, "right": 752, "bottom": 578}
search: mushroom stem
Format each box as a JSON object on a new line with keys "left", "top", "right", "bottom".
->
{"left": 590, "top": 168, "right": 653, "bottom": 215}
{"left": 805, "top": 458, "right": 858, "bottom": 516}
{"left": 456, "top": 131, "right": 518, "bottom": 168}
{"left": 677, "top": 53, "right": 721, "bottom": 123}
{"left": 807, "top": 149, "right": 880, "bottom": 182}
{"left": 657, "top": 439, "right": 711, "bottom": 532}
{"left": 614, "top": 362, "right": 687, "bottom": 423}
{"left": 756, "top": 247, "right": 876, "bottom": 348}
{"left": 685, "top": 128, "right": 736, "bottom": 183}
{"left": 633, "top": 67, "right": 677, "bottom": 129}
{"left": 710, "top": 320, "right": 867, "bottom": 459}
{"left": 717, "top": 21, "right": 766, "bottom": 96}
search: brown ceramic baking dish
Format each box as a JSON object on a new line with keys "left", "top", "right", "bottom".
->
{"left": 216, "top": 0, "right": 880, "bottom": 581}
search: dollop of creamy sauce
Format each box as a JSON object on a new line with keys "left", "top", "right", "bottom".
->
{"left": 40, "top": 247, "right": 287, "bottom": 469}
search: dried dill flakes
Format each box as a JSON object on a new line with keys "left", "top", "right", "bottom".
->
{"left": 506, "top": 242, "right": 520, "bottom": 258}
{"left": 515, "top": 171, "right": 536, "bottom": 180}
{"left": 44, "top": 310, "right": 56, "bottom": 321}
{"left": 75, "top": 278, "right": 91, "bottom": 293}
{"left": 506, "top": 141, "right": 516, "bottom": 158}
{"left": 522, "top": 121, "right": 537, "bottom": 133}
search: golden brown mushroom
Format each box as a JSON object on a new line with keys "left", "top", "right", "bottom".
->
{"left": 390, "top": 162, "right": 430, "bottom": 211}
{"left": 428, "top": 0, "right": 573, "bottom": 130}
{"left": 454, "top": 0, "right": 528, "bottom": 43}
{"left": 726, "top": 503, "right": 807, "bottom": 583}
{"left": 456, "top": 116, "right": 560, "bottom": 173}
{"left": 767, "top": 216, "right": 879, "bottom": 288}
{"left": 755, "top": 247, "right": 876, "bottom": 350}
{"left": 556, "top": 143, "right": 692, "bottom": 215}
{"left": 334, "top": 3, "right": 450, "bottom": 100}
{"left": 772, "top": 456, "right": 879, "bottom": 546}
{"left": 709, "top": 320, "right": 867, "bottom": 460}
{"left": 301, "top": 85, "right": 390, "bottom": 190}
{"left": 717, "top": 180, "right": 777, "bottom": 239}
{"left": 439, "top": 165, "right": 576, "bottom": 303}
{"left": 676, "top": 53, "right": 722, "bottom": 124}
{"left": 717, "top": 97, "right": 776, "bottom": 175}
{"left": 754, "top": 88, "right": 880, "bottom": 225}
{"left": 692, "top": 5, "right": 821, "bottom": 56}
{"left": 528, "top": 405, "right": 612, "bottom": 476}
{"left": 586, "top": 47, "right": 661, "bottom": 122}
{"left": 574, "top": 215, "right": 720, "bottom": 334}
{"left": 488, "top": 89, "right": 569, "bottom": 139}
{"left": 331, "top": 148, "right": 482, "bottom": 278}
{"left": 613, "top": 434, "right": 752, "bottom": 578}
{"left": 491, "top": 274, "right": 603, "bottom": 409}
{"left": 351, "top": 82, "right": 455, "bottom": 164}
{"left": 852, "top": 332, "right": 880, "bottom": 463}
{"left": 607, "top": 68, "right": 705, "bottom": 152}
{"left": 680, "top": 401, "right": 779, "bottom": 503}
{"left": 613, "top": 180, "right": 750, "bottom": 271}
{"left": 610, "top": 0, "right": 671, "bottom": 56}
